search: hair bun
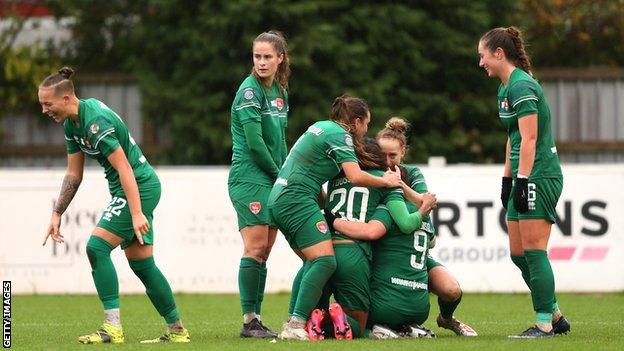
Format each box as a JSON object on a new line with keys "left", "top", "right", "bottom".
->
{"left": 332, "top": 95, "right": 347, "bottom": 109}
{"left": 385, "top": 117, "right": 409, "bottom": 134}
{"left": 57, "top": 67, "right": 74, "bottom": 79}
{"left": 506, "top": 26, "right": 520, "bottom": 38}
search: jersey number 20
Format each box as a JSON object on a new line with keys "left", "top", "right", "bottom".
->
{"left": 328, "top": 187, "right": 370, "bottom": 222}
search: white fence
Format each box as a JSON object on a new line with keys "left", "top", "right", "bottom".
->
{"left": 1, "top": 165, "right": 622, "bottom": 294}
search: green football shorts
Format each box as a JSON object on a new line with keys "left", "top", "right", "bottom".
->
{"left": 228, "top": 181, "right": 275, "bottom": 229}
{"left": 96, "top": 184, "right": 161, "bottom": 249}
{"left": 269, "top": 194, "right": 331, "bottom": 250}
{"left": 507, "top": 177, "right": 563, "bottom": 223}
{"left": 330, "top": 243, "right": 371, "bottom": 312}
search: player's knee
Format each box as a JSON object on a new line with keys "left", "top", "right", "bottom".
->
{"left": 449, "top": 285, "right": 462, "bottom": 301}
{"left": 243, "top": 247, "right": 266, "bottom": 262}
{"left": 86, "top": 236, "right": 113, "bottom": 267}
{"left": 244, "top": 240, "right": 269, "bottom": 258}
{"left": 315, "top": 255, "right": 337, "bottom": 273}
{"left": 441, "top": 282, "right": 462, "bottom": 302}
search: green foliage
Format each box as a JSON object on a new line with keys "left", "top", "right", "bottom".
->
{"left": 0, "top": 45, "right": 59, "bottom": 113}
{"left": 0, "top": 13, "right": 60, "bottom": 115}
{"left": 47, "top": 0, "right": 568, "bottom": 165}
{"left": 520, "top": 0, "right": 624, "bottom": 67}
{"left": 44, "top": 0, "right": 150, "bottom": 72}
{"left": 126, "top": 0, "right": 516, "bottom": 164}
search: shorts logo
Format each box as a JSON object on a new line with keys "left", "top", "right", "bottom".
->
{"left": 344, "top": 134, "right": 353, "bottom": 147}
{"left": 249, "top": 202, "right": 261, "bottom": 215}
{"left": 90, "top": 123, "right": 100, "bottom": 134}
{"left": 243, "top": 88, "right": 254, "bottom": 100}
{"left": 528, "top": 183, "right": 537, "bottom": 211}
{"left": 316, "top": 221, "right": 328, "bottom": 233}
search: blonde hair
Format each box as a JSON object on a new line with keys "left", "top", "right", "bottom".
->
{"left": 377, "top": 117, "right": 409, "bottom": 148}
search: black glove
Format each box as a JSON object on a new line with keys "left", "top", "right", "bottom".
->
{"left": 513, "top": 177, "right": 529, "bottom": 213}
{"left": 501, "top": 177, "right": 513, "bottom": 210}
{"left": 323, "top": 209, "right": 341, "bottom": 232}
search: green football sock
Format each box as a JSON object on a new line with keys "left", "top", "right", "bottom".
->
{"left": 292, "top": 256, "right": 337, "bottom": 321}
{"left": 524, "top": 249, "right": 555, "bottom": 319}
{"left": 129, "top": 256, "right": 180, "bottom": 324}
{"left": 256, "top": 262, "right": 267, "bottom": 315}
{"left": 510, "top": 255, "right": 532, "bottom": 288}
{"left": 288, "top": 262, "right": 309, "bottom": 315}
{"left": 86, "top": 236, "right": 119, "bottom": 310}
{"left": 438, "top": 291, "right": 462, "bottom": 319}
{"left": 238, "top": 257, "right": 261, "bottom": 314}
{"left": 316, "top": 285, "right": 331, "bottom": 311}
{"left": 511, "top": 254, "right": 559, "bottom": 312}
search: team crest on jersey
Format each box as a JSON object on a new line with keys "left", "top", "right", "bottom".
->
{"left": 275, "top": 98, "right": 284, "bottom": 110}
{"left": 316, "top": 221, "right": 328, "bottom": 234}
{"left": 243, "top": 88, "right": 254, "bottom": 100}
{"left": 501, "top": 98, "right": 509, "bottom": 111}
{"left": 249, "top": 202, "right": 261, "bottom": 215}
{"left": 344, "top": 134, "right": 353, "bottom": 147}
{"left": 90, "top": 123, "right": 100, "bottom": 134}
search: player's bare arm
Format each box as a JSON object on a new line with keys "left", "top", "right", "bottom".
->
{"left": 44, "top": 152, "right": 84, "bottom": 245}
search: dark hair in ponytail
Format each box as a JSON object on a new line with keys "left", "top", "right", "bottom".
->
{"left": 40, "top": 67, "right": 75, "bottom": 94}
{"left": 251, "top": 30, "right": 290, "bottom": 89}
{"left": 480, "top": 26, "right": 532, "bottom": 75}
{"left": 329, "top": 95, "right": 378, "bottom": 169}
{"left": 359, "top": 137, "right": 387, "bottom": 171}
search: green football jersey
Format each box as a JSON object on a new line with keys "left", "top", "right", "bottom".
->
{"left": 370, "top": 205, "right": 430, "bottom": 311}
{"left": 64, "top": 98, "right": 158, "bottom": 196}
{"left": 271, "top": 120, "right": 358, "bottom": 200}
{"left": 326, "top": 169, "right": 403, "bottom": 258}
{"left": 403, "top": 164, "right": 434, "bottom": 235}
{"left": 497, "top": 68, "right": 562, "bottom": 179}
{"left": 229, "top": 75, "right": 288, "bottom": 186}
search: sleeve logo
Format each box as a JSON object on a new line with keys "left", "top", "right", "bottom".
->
{"left": 501, "top": 98, "right": 509, "bottom": 111}
{"left": 243, "top": 88, "right": 254, "bottom": 100}
{"left": 344, "top": 134, "right": 353, "bottom": 147}
{"left": 249, "top": 202, "right": 262, "bottom": 215}
{"left": 316, "top": 221, "right": 328, "bottom": 234}
{"left": 90, "top": 123, "right": 100, "bottom": 134}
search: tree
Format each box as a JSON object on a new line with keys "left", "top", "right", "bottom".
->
{"left": 43, "top": 0, "right": 520, "bottom": 164}
{"left": 0, "top": 2, "right": 60, "bottom": 120}
{"left": 128, "top": 0, "right": 516, "bottom": 164}
{"left": 520, "top": 0, "right": 624, "bottom": 67}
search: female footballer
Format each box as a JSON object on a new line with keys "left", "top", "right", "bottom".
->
{"left": 228, "top": 31, "right": 290, "bottom": 338}
{"left": 308, "top": 137, "right": 434, "bottom": 340}
{"left": 268, "top": 96, "right": 402, "bottom": 340}
{"left": 376, "top": 118, "right": 477, "bottom": 337}
{"left": 40, "top": 67, "right": 189, "bottom": 344}
{"left": 478, "top": 27, "right": 569, "bottom": 338}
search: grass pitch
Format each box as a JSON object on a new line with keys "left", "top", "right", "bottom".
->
{"left": 11, "top": 292, "right": 624, "bottom": 350}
